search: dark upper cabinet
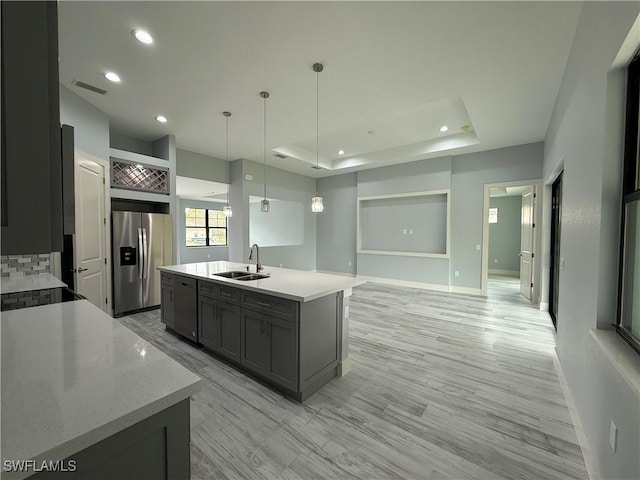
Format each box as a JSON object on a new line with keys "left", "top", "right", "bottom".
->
{"left": 1, "top": 1, "right": 64, "bottom": 254}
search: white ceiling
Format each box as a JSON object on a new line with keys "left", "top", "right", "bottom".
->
{"left": 57, "top": 1, "right": 582, "bottom": 178}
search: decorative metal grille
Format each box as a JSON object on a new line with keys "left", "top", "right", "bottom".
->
{"left": 110, "top": 158, "right": 169, "bottom": 195}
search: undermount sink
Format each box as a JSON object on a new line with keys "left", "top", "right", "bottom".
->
{"left": 213, "top": 271, "right": 270, "bottom": 281}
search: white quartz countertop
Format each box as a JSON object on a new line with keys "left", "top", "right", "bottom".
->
{"left": 1, "top": 273, "right": 67, "bottom": 294}
{"left": 159, "top": 261, "right": 362, "bottom": 302}
{"left": 1, "top": 300, "right": 201, "bottom": 479}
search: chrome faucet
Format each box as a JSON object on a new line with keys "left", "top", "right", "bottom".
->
{"left": 249, "top": 244, "right": 263, "bottom": 272}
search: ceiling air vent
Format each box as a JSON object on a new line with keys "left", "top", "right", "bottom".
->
{"left": 72, "top": 79, "right": 107, "bottom": 95}
{"left": 274, "top": 153, "right": 288, "bottom": 159}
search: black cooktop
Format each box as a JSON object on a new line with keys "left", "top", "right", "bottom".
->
{"left": 1, "top": 287, "right": 85, "bottom": 311}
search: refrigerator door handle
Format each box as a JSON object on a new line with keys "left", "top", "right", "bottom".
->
{"left": 142, "top": 228, "right": 148, "bottom": 279}
{"left": 137, "top": 227, "right": 144, "bottom": 280}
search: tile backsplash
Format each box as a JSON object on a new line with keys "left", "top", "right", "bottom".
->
{"left": 1, "top": 254, "right": 51, "bottom": 277}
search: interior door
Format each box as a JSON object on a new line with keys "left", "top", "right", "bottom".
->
{"left": 520, "top": 187, "right": 535, "bottom": 300}
{"left": 74, "top": 157, "right": 107, "bottom": 310}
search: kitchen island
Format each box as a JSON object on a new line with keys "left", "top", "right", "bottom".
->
{"left": 159, "top": 261, "right": 360, "bottom": 401}
{"left": 1, "top": 300, "right": 201, "bottom": 479}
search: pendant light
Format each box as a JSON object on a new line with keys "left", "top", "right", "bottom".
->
{"left": 311, "top": 62, "right": 324, "bottom": 213}
{"left": 260, "top": 91, "right": 270, "bottom": 213}
{"left": 223, "top": 111, "right": 233, "bottom": 218}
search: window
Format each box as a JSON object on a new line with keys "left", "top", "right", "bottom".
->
{"left": 617, "top": 49, "right": 640, "bottom": 355}
{"left": 488, "top": 207, "right": 499, "bottom": 224}
{"left": 185, "top": 208, "right": 227, "bottom": 247}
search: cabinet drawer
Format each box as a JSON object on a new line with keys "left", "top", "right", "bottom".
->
{"left": 199, "top": 280, "right": 241, "bottom": 305}
{"left": 218, "top": 284, "right": 241, "bottom": 305}
{"left": 198, "top": 280, "right": 217, "bottom": 298}
{"left": 241, "top": 291, "right": 298, "bottom": 322}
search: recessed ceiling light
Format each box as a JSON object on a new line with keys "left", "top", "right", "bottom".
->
{"left": 439, "top": 125, "right": 449, "bottom": 132}
{"left": 338, "top": 150, "right": 345, "bottom": 155}
{"left": 104, "top": 71, "right": 121, "bottom": 83}
{"left": 132, "top": 29, "right": 153, "bottom": 44}
{"left": 155, "top": 115, "right": 168, "bottom": 123}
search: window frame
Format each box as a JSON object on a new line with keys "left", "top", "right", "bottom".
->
{"left": 185, "top": 207, "right": 228, "bottom": 247}
{"left": 616, "top": 49, "right": 640, "bottom": 356}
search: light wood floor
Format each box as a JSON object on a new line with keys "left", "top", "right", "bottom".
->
{"left": 120, "top": 276, "right": 587, "bottom": 480}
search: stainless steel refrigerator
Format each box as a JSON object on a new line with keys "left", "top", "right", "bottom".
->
{"left": 112, "top": 211, "right": 173, "bottom": 316}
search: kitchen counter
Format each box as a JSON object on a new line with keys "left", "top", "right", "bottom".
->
{"left": 159, "top": 261, "right": 362, "bottom": 302}
{"left": 0, "top": 273, "right": 66, "bottom": 294}
{"left": 1, "top": 300, "right": 201, "bottom": 479}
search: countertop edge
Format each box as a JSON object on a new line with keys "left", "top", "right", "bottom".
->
{"left": 158, "top": 265, "right": 355, "bottom": 302}
{"left": 20, "top": 381, "right": 201, "bottom": 478}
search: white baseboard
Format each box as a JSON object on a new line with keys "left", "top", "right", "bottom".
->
{"left": 488, "top": 269, "right": 520, "bottom": 277}
{"left": 539, "top": 302, "right": 549, "bottom": 312}
{"left": 449, "top": 285, "right": 483, "bottom": 296}
{"left": 338, "top": 358, "right": 352, "bottom": 377}
{"left": 314, "top": 269, "right": 357, "bottom": 277}
{"left": 553, "top": 352, "right": 600, "bottom": 480}
{"left": 355, "top": 275, "right": 483, "bottom": 297}
{"left": 356, "top": 275, "right": 450, "bottom": 293}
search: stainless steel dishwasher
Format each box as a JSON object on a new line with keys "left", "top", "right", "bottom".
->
{"left": 173, "top": 276, "right": 197, "bottom": 342}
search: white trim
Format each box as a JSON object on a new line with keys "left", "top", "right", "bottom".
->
{"left": 109, "top": 147, "right": 169, "bottom": 168}
{"left": 355, "top": 274, "right": 483, "bottom": 297}
{"left": 481, "top": 179, "right": 542, "bottom": 298}
{"left": 357, "top": 189, "right": 451, "bottom": 257}
{"left": 356, "top": 275, "right": 450, "bottom": 293}
{"left": 553, "top": 352, "right": 600, "bottom": 480}
{"left": 357, "top": 250, "right": 449, "bottom": 259}
{"left": 539, "top": 302, "right": 549, "bottom": 312}
{"left": 357, "top": 189, "right": 450, "bottom": 201}
{"left": 314, "top": 269, "right": 356, "bottom": 278}
{"left": 488, "top": 269, "right": 519, "bottom": 276}
{"left": 449, "top": 285, "right": 483, "bottom": 296}
{"left": 338, "top": 358, "right": 352, "bottom": 377}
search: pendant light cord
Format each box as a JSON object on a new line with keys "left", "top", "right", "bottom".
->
{"left": 226, "top": 113, "right": 230, "bottom": 205}
{"left": 316, "top": 67, "right": 319, "bottom": 173}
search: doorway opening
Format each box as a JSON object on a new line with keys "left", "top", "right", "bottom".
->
{"left": 481, "top": 179, "right": 542, "bottom": 302}
{"left": 548, "top": 172, "right": 563, "bottom": 329}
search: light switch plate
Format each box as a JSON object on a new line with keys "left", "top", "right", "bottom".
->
{"left": 244, "top": 174, "right": 253, "bottom": 181}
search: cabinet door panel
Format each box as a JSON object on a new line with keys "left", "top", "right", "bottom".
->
{"left": 266, "top": 315, "right": 298, "bottom": 391}
{"left": 198, "top": 297, "right": 219, "bottom": 351}
{"left": 241, "top": 311, "right": 266, "bottom": 375}
{"left": 218, "top": 303, "right": 241, "bottom": 362}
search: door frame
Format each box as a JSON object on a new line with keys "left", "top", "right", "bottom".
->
{"left": 548, "top": 172, "right": 563, "bottom": 329}
{"left": 74, "top": 149, "right": 112, "bottom": 313}
{"left": 481, "top": 178, "right": 543, "bottom": 300}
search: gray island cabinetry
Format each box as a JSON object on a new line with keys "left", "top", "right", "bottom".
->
{"left": 159, "top": 262, "right": 358, "bottom": 402}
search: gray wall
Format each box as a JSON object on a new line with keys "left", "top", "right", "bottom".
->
{"left": 542, "top": 3, "right": 640, "bottom": 479}
{"left": 450, "top": 142, "right": 542, "bottom": 289}
{"left": 317, "top": 145, "right": 542, "bottom": 289}
{"left": 357, "top": 156, "right": 452, "bottom": 286}
{"left": 177, "top": 198, "right": 229, "bottom": 264}
{"left": 316, "top": 173, "right": 357, "bottom": 275}
{"left": 110, "top": 132, "right": 153, "bottom": 157}
{"left": 228, "top": 158, "right": 317, "bottom": 271}
{"left": 176, "top": 149, "right": 229, "bottom": 183}
{"left": 59, "top": 86, "right": 109, "bottom": 161}
{"left": 489, "top": 196, "right": 521, "bottom": 273}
